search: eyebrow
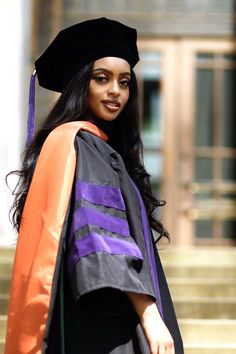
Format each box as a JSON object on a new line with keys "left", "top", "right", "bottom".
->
{"left": 93, "top": 68, "right": 131, "bottom": 76}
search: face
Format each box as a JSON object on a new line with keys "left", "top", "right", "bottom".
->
{"left": 87, "top": 57, "right": 131, "bottom": 121}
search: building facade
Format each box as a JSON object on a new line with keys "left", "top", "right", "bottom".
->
{"left": 33, "top": 0, "right": 236, "bottom": 246}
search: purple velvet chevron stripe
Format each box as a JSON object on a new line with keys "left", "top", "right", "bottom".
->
{"left": 131, "top": 180, "right": 164, "bottom": 319}
{"left": 75, "top": 181, "right": 125, "bottom": 210}
{"left": 67, "top": 232, "right": 143, "bottom": 274}
{"left": 72, "top": 207, "right": 130, "bottom": 237}
{"left": 27, "top": 70, "right": 36, "bottom": 146}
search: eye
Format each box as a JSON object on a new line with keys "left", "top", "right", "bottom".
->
{"left": 94, "top": 75, "right": 108, "bottom": 83}
{"left": 120, "top": 79, "right": 130, "bottom": 87}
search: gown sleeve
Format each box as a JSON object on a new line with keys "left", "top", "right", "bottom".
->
{"left": 65, "top": 134, "right": 156, "bottom": 308}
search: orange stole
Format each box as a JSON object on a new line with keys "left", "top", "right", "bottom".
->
{"left": 4, "top": 122, "right": 107, "bottom": 354}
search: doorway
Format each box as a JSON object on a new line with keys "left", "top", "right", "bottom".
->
{"left": 137, "top": 39, "right": 236, "bottom": 246}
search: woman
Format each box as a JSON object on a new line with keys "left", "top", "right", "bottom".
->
{"left": 5, "top": 18, "right": 183, "bottom": 354}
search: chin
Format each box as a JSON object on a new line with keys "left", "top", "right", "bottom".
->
{"left": 98, "top": 114, "right": 119, "bottom": 122}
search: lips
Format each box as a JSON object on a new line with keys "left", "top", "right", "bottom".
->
{"left": 101, "top": 99, "right": 121, "bottom": 112}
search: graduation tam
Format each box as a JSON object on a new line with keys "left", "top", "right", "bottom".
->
{"left": 35, "top": 17, "right": 139, "bottom": 93}
{"left": 27, "top": 18, "right": 139, "bottom": 145}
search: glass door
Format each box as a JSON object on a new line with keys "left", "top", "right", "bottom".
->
{"left": 180, "top": 41, "right": 236, "bottom": 245}
{"left": 135, "top": 51, "right": 163, "bottom": 199}
{"left": 136, "top": 40, "right": 181, "bottom": 243}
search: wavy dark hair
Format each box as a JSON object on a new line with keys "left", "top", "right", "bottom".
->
{"left": 8, "top": 62, "right": 169, "bottom": 242}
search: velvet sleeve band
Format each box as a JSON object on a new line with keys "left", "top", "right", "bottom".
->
{"left": 65, "top": 133, "right": 156, "bottom": 305}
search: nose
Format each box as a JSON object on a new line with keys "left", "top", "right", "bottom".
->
{"left": 107, "top": 80, "right": 120, "bottom": 97}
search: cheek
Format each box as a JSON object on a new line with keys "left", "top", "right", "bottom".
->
{"left": 88, "top": 84, "right": 103, "bottom": 103}
{"left": 87, "top": 86, "right": 98, "bottom": 111}
{"left": 87, "top": 85, "right": 92, "bottom": 106}
{"left": 122, "top": 90, "right": 130, "bottom": 107}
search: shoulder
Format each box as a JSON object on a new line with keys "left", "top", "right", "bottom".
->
{"left": 44, "top": 121, "right": 108, "bottom": 148}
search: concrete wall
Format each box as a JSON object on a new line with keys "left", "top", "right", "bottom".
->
{"left": 63, "top": 0, "right": 236, "bottom": 37}
{"left": 0, "top": 0, "right": 31, "bottom": 245}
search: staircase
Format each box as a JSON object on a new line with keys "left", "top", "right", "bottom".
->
{"left": 0, "top": 247, "right": 14, "bottom": 354}
{"left": 159, "top": 247, "right": 236, "bottom": 354}
{"left": 1, "top": 247, "right": 236, "bottom": 353}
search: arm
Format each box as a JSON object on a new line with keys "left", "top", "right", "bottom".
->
{"left": 66, "top": 137, "right": 156, "bottom": 303}
{"left": 126, "top": 292, "right": 175, "bottom": 354}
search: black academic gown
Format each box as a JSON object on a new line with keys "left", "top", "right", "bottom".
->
{"left": 46, "top": 130, "right": 184, "bottom": 354}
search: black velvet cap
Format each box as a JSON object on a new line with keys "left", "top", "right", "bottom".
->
{"left": 35, "top": 17, "right": 139, "bottom": 93}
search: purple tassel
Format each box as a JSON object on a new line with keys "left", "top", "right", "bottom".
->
{"left": 27, "top": 70, "right": 36, "bottom": 145}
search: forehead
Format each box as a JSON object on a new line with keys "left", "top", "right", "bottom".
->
{"left": 93, "top": 57, "right": 131, "bottom": 73}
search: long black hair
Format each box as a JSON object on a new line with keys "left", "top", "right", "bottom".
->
{"left": 8, "top": 62, "right": 169, "bottom": 241}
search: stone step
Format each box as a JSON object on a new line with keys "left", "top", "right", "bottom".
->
{"left": 182, "top": 311, "right": 236, "bottom": 353}
{"left": 0, "top": 247, "right": 15, "bottom": 258}
{"left": 2, "top": 317, "right": 235, "bottom": 343}
{"left": 1, "top": 322, "right": 236, "bottom": 354}
{"left": 1, "top": 295, "right": 235, "bottom": 319}
{"left": 164, "top": 265, "right": 236, "bottom": 279}
{"left": 2, "top": 248, "right": 236, "bottom": 278}
{"left": 175, "top": 297, "right": 236, "bottom": 319}
{"left": 0, "top": 258, "right": 13, "bottom": 277}
{"left": 179, "top": 319, "right": 236, "bottom": 343}
{"left": 0, "top": 295, "right": 8, "bottom": 316}
{"left": 4, "top": 276, "right": 235, "bottom": 298}
{"left": 0, "top": 316, "right": 6, "bottom": 340}
{"left": 159, "top": 247, "right": 236, "bottom": 266}
{"left": 0, "top": 277, "right": 11, "bottom": 295}
{"left": 168, "top": 278, "right": 236, "bottom": 297}
{"left": 3, "top": 246, "right": 236, "bottom": 264}
{"left": 160, "top": 247, "right": 236, "bottom": 279}
{"left": 5, "top": 261, "right": 235, "bottom": 279}
{"left": 0, "top": 340, "right": 4, "bottom": 354}
{"left": 184, "top": 343, "right": 236, "bottom": 354}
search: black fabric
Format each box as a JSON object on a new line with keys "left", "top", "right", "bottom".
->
{"left": 66, "top": 132, "right": 156, "bottom": 305}
{"left": 42, "top": 205, "right": 72, "bottom": 354}
{"left": 35, "top": 17, "right": 139, "bottom": 92}
{"left": 64, "top": 283, "right": 150, "bottom": 354}
{"left": 45, "top": 252, "right": 64, "bottom": 354}
{"left": 153, "top": 244, "right": 184, "bottom": 354}
{"left": 84, "top": 116, "right": 115, "bottom": 139}
{"left": 45, "top": 130, "right": 184, "bottom": 354}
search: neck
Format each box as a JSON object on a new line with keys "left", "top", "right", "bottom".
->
{"left": 83, "top": 116, "right": 115, "bottom": 139}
